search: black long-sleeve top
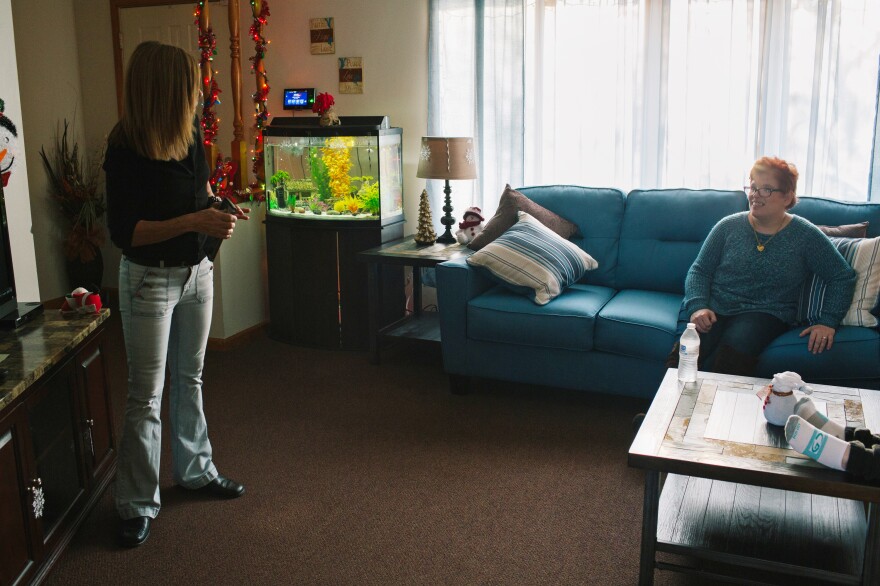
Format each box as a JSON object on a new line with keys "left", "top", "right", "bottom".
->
{"left": 103, "top": 121, "right": 211, "bottom": 264}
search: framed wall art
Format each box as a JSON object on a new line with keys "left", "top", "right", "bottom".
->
{"left": 310, "top": 17, "right": 334, "bottom": 55}
{"left": 338, "top": 57, "right": 363, "bottom": 94}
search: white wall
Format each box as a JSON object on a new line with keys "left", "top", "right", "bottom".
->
{"left": 10, "top": 0, "right": 429, "bottom": 336}
{"left": 0, "top": 0, "right": 41, "bottom": 301}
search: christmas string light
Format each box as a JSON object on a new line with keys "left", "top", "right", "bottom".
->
{"left": 209, "top": 155, "right": 238, "bottom": 199}
{"left": 247, "top": 0, "right": 271, "bottom": 200}
{"left": 194, "top": 1, "right": 220, "bottom": 146}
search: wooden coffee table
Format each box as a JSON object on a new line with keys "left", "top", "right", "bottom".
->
{"left": 629, "top": 369, "right": 880, "bottom": 585}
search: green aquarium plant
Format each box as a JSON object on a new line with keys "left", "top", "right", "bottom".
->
{"left": 269, "top": 170, "right": 290, "bottom": 189}
{"left": 356, "top": 177, "right": 380, "bottom": 215}
{"left": 269, "top": 170, "right": 291, "bottom": 209}
{"left": 309, "top": 149, "right": 332, "bottom": 201}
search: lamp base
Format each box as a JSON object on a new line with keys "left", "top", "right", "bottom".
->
{"left": 437, "top": 179, "right": 456, "bottom": 245}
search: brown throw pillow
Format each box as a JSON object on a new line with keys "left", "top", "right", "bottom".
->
{"left": 817, "top": 221, "right": 869, "bottom": 238}
{"left": 468, "top": 184, "right": 580, "bottom": 250}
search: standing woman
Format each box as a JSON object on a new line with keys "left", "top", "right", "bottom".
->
{"left": 681, "top": 156, "right": 856, "bottom": 375}
{"left": 104, "top": 41, "right": 248, "bottom": 548}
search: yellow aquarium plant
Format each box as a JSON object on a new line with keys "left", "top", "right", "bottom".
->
{"left": 337, "top": 194, "right": 362, "bottom": 214}
{"left": 321, "top": 137, "right": 354, "bottom": 199}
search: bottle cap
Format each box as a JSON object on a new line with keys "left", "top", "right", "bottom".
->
{"left": 686, "top": 323, "right": 696, "bottom": 329}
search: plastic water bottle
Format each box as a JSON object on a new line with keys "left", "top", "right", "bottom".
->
{"left": 678, "top": 323, "right": 700, "bottom": 383}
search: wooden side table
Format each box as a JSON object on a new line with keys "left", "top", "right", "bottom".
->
{"left": 357, "top": 236, "right": 473, "bottom": 364}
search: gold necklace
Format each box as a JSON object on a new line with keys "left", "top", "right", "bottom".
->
{"left": 750, "top": 216, "right": 786, "bottom": 252}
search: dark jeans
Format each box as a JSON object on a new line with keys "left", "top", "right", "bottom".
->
{"left": 845, "top": 427, "right": 880, "bottom": 483}
{"left": 671, "top": 310, "right": 789, "bottom": 376}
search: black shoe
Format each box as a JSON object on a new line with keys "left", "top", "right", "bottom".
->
{"left": 119, "top": 516, "right": 151, "bottom": 547}
{"left": 199, "top": 474, "right": 245, "bottom": 499}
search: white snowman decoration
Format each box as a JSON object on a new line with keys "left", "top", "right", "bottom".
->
{"left": 0, "top": 98, "right": 19, "bottom": 188}
{"left": 455, "top": 206, "right": 485, "bottom": 245}
{"left": 758, "top": 371, "right": 814, "bottom": 426}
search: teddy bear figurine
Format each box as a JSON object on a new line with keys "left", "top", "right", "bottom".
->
{"left": 757, "top": 371, "right": 814, "bottom": 426}
{"left": 455, "top": 206, "right": 485, "bottom": 245}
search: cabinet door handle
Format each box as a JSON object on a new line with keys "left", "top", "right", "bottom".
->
{"left": 27, "top": 478, "right": 45, "bottom": 519}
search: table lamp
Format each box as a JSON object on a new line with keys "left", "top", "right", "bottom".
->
{"left": 416, "top": 137, "right": 477, "bottom": 244}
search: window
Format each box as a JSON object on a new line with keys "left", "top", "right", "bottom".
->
{"left": 429, "top": 0, "right": 880, "bottom": 212}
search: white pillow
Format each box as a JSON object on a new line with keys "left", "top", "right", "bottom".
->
{"left": 466, "top": 211, "right": 598, "bottom": 305}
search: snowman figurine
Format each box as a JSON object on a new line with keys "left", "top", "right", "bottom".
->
{"left": 759, "top": 371, "right": 814, "bottom": 426}
{"left": 0, "top": 98, "right": 19, "bottom": 188}
{"left": 455, "top": 206, "right": 485, "bottom": 245}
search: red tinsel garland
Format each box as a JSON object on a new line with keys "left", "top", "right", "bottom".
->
{"left": 210, "top": 155, "right": 238, "bottom": 199}
{"left": 248, "top": 0, "right": 270, "bottom": 200}
{"left": 194, "top": 1, "right": 220, "bottom": 146}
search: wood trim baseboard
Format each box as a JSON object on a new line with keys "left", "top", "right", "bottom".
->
{"left": 208, "top": 321, "right": 268, "bottom": 351}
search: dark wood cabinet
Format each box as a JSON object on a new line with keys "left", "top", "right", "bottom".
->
{"left": 265, "top": 215, "right": 405, "bottom": 350}
{"left": 0, "top": 407, "right": 37, "bottom": 586}
{"left": 0, "top": 312, "right": 115, "bottom": 586}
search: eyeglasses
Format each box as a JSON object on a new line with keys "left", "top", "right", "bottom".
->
{"left": 743, "top": 185, "right": 784, "bottom": 198}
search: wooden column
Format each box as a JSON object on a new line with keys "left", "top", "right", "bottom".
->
{"left": 229, "top": 0, "right": 248, "bottom": 189}
{"left": 198, "top": 0, "right": 217, "bottom": 167}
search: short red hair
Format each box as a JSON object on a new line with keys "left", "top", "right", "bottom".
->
{"left": 751, "top": 157, "right": 799, "bottom": 209}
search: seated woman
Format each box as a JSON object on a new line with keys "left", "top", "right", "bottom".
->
{"left": 676, "top": 156, "right": 856, "bottom": 376}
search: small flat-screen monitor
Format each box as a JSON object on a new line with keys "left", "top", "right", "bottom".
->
{"left": 283, "top": 88, "right": 315, "bottom": 111}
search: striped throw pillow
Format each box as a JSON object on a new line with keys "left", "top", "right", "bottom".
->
{"left": 466, "top": 211, "right": 598, "bottom": 305}
{"left": 798, "top": 236, "right": 880, "bottom": 327}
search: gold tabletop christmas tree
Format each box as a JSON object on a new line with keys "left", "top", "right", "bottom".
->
{"left": 414, "top": 188, "right": 438, "bottom": 245}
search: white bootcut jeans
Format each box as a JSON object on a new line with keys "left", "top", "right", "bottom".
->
{"left": 116, "top": 256, "right": 219, "bottom": 520}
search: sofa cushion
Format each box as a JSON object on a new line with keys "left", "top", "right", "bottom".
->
{"left": 616, "top": 189, "right": 749, "bottom": 293}
{"left": 517, "top": 186, "right": 626, "bottom": 289}
{"left": 467, "top": 283, "right": 616, "bottom": 351}
{"left": 757, "top": 326, "right": 880, "bottom": 382}
{"left": 469, "top": 184, "right": 580, "bottom": 250}
{"left": 466, "top": 212, "right": 598, "bottom": 305}
{"left": 594, "top": 289, "right": 683, "bottom": 361}
{"left": 798, "top": 236, "right": 880, "bottom": 327}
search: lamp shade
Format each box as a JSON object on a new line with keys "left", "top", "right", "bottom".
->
{"left": 416, "top": 137, "right": 477, "bottom": 180}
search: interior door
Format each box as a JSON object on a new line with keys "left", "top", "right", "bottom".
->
{"left": 119, "top": 2, "right": 233, "bottom": 150}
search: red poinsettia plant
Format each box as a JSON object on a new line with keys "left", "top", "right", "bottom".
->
{"left": 312, "top": 92, "right": 335, "bottom": 116}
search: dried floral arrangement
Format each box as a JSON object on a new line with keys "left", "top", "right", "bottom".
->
{"left": 39, "top": 120, "right": 105, "bottom": 262}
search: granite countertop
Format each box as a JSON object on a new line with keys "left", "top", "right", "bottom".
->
{"left": 0, "top": 308, "right": 110, "bottom": 413}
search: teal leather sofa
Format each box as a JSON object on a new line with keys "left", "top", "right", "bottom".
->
{"left": 436, "top": 187, "right": 880, "bottom": 398}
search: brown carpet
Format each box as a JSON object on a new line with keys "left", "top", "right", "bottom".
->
{"left": 44, "top": 313, "right": 717, "bottom": 585}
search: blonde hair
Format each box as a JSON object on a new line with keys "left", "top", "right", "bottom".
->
{"left": 111, "top": 41, "right": 199, "bottom": 161}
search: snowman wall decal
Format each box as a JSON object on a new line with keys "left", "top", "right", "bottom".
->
{"left": 0, "top": 98, "right": 19, "bottom": 188}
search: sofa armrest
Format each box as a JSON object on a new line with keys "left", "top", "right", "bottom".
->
{"left": 436, "top": 258, "right": 495, "bottom": 374}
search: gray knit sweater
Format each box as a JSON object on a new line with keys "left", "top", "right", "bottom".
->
{"left": 683, "top": 213, "right": 856, "bottom": 328}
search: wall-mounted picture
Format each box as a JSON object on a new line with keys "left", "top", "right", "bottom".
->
{"left": 338, "top": 57, "right": 363, "bottom": 94}
{"left": 310, "top": 17, "right": 334, "bottom": 55}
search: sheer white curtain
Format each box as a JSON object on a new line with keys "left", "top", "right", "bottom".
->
{"left": 430, "top": 0, "right": 880, "bottom": 215}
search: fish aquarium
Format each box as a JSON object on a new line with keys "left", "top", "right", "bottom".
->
{"left": 262, "top": 116, "right": 404, "bottom": 226}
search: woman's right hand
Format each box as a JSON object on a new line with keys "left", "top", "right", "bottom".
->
{"left": 195, "top": 207, "right": 237, "bottom": 239}
{"left": 690, "top": 308, "right": 717, "bottom": 333}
